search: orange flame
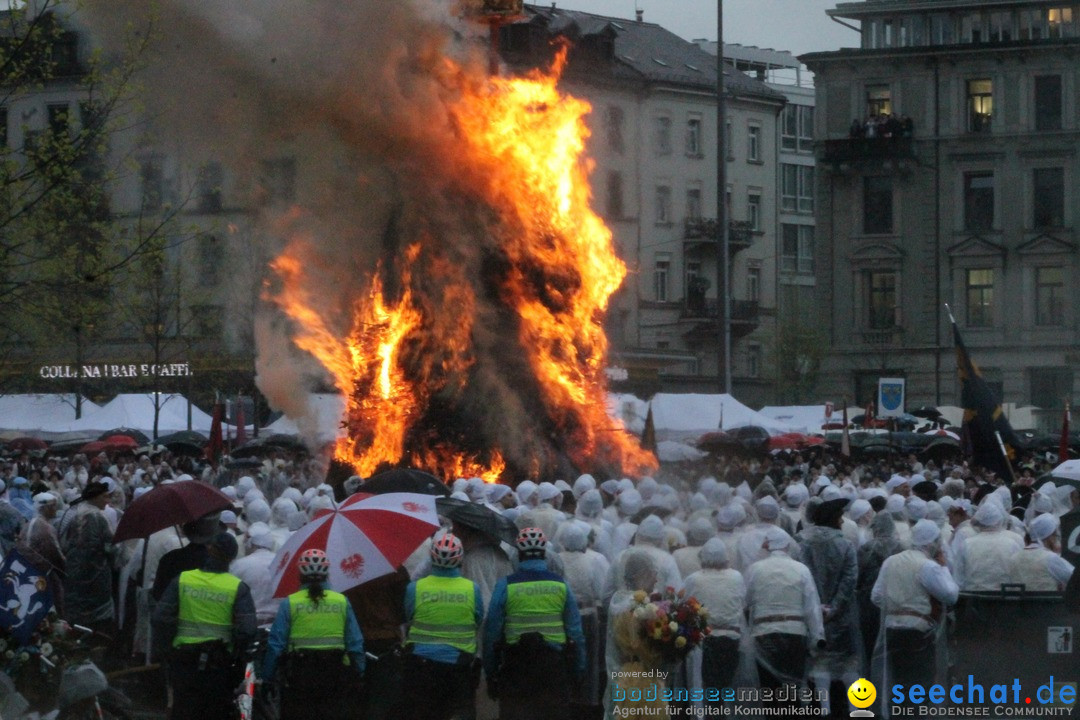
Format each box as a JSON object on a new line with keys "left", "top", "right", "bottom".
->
{"left": 268, "top": 48, "right": 656, "bottom": 482}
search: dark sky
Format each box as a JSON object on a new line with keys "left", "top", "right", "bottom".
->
{"left": 554, "top": 0, "right": 860, "bottom": 56}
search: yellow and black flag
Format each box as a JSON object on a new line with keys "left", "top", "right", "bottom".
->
{"left": 641, "top": 403, "right": 657, "bottom": 456}
{"left": 953, "top": 321, "right": 1018, "bottom": 479}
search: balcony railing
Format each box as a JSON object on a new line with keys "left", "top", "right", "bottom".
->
{"left": 819, "top": 137, "right": 916, "bottom": 165}
{"left": 684, "top": 219, "right": 754, "bottom": 253}
{"left": 681, "top": 298, "right": 759, "bottom": 322}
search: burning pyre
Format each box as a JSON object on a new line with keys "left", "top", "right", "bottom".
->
{"left": 268, "top": 45, "right": 655, "bottom": 483}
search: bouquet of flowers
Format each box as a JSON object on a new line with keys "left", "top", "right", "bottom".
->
{"left": 630, "top": 586, "right": 710, "bottom": 661}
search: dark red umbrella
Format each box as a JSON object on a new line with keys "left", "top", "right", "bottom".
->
{"left": 102, "top": 434, "right": 138, "bottom": 450}
{"left": 113, "top": 481, "right": 234, "bottom": 542}
{"left": 5, "top": 437, "right": 48, "bottom": 452}
{"left": 79, "top": 440, "right": 109, "bottom": 454}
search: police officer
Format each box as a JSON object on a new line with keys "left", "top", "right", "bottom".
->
{"left": 262, "top": 549, "right": 365, "bottom": 719}
{"left": 153, "top": 531, "right": 256, "bottom": 720}
{"left": 403, "top": 533, "right": 484, "bottom": 720}
{"left": 483, "top": 527, "right": 586, "bottom": 720}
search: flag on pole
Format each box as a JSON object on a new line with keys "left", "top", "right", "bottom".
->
{"left": 1061, "top": 401, "right": 1072, "bottom": 462}
{"left": 236, "top": 398, "right": 248, "bottom": 446}
{"left": 951, "top": 320, "right": 1018, "bottom": 479}
{"left": 841, "top": 402, "right": 851, "bottom": 457}
{"left": 641, "top": 404, "right": 657, "bottom": 456}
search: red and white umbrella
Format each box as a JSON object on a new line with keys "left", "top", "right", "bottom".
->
{"left": 270, "top": 492, "right": 440, "bottom": 598}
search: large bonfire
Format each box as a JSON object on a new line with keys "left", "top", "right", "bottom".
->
{"left": 268, "top": 45, "right": 656, "bottom": 484}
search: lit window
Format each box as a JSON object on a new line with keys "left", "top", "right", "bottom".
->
{"left": 967, "top": 79, "right": 993, "bottom": 133}
{"left": 965, "top": 269, "right": 994, "bottom": 327}
{"left": 1035, "top": 267, "right": 1065, "bottom": 326}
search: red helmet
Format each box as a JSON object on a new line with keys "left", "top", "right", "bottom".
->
{"left": 430, "top": 533, "right": 464, "bottom": 568}
{"left": 297, "top": 548, "right": 330, "bottom": 579}
{"left": 516, "top": 527, "right": 547, "bottom": 556}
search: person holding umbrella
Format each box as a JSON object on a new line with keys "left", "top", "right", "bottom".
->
{"left": 153, "top": 532, "right": 256, "bottom": 720}
{"left": 262, "top": 549, "right": 366, "bottom": 718}
{"left": 403, "top": 533, "right": 484, "bottom": 720}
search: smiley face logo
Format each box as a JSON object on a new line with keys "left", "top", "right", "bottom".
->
{"left": 848, "top": 678, "right": 876, "bottom": 709}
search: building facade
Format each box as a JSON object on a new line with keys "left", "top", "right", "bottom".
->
{"left": 803, "top": 0, "right": 1079, "bottom": 425}
{"left": 502, "top": 7, "right": 787, "bottom": 404}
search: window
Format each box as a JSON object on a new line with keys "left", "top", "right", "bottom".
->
{"left": 656, "top": 116, "right": 672, "bottom": 155}
{"left": 747, "top": 268, "right": 761, "bottom": 303}
{"left": 606, "top": 171, "right": 624, "bottom": 219}
{"left": 1020, "top": 9, "right": 1045, "bottom": 39}
{"left": 140, "top": 156, "right": 164, "bottom": 212}
{"left": 964, "top": 172, "right": 994, "bottom": 232}
{"left": 781, "top": 164, "right": 813, "bottom": 213}
{"left": 196, "top": 162, "right": 223, "bottom": 214}
{"left": 686, "top": 186, "right": 702, "bottom": 221}
{"left": 866, "top": 271, "right": 898, "bottom": 329}
{"left": 654, "top": 257, "right": 670, "bottom": 302}
{"left": 967, "top": 79, "right": 993, "bottom": 133}
{"left": 988, "top": 12, "right": 1012, "bottom": 41}
{"left": 965, "top": 269, "right": 994, "bottom": 327}
{"left": 686, "top": 114, "right": 702, "bottom": 156}
{"left": 685, "top": 261, "right": 702, "bottom": 294}
{"left": 47, "top": 104, "right": 70, "bottom": 139}
{"left": 866, "top": 84, "right": 892, "bottom": 117}
{"left": 863, "top": 176, "right": 893, "bottom": 234}
{"left": 1035, "top": 267, "right": 1065, "bottom": 326}
{"left": 1031, "top": 367, "right": 1074, "bottom": 407}
{"left": 747, "top": 193, "right": 761, "bottom": 231}
{"left": 781, "top": 105, "right": 814, "bottom": 153}
{"left": 1048, "top": 7, "right": 1075, "bottom": 38}
{"left": 190, "top": 304, "right": 223, "bottom": 338}
{"left": 782, "top": 224, "right": 815, "bottom": 274}
{"left": 260, "top": 158, "right": 296, "bottom": 204}
{"left": 655, "top": 185, "right": 672, "bottom": 224}
{"left": 931, "top": 14, "right": 956, "bottom": 44}
{"left": 1033, "top": 168, "right": 1064, "bottom": 228}
{"left": 747, "top": 125, "right": 761, "bottom": 162}
{"left": 747, "top": 345, "right": 762, "bottom": 378}
{"left": 962, "top": 12, "right": 984, "bottom": 42}
{"left": 197, "top": 235, "right": 222, "bottom": 288}
{"left": 1035, "top": 76, "right": 1062, "bottom": 131}
{"left": 606, "top": 106, "right": 625, "bottom": 154}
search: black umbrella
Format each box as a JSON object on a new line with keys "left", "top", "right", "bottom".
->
{"left": 730, "top": 425, "right": 771, "bottom": 451}
{"left": 226, "top": 457, "right": 263, "bottom": 470}
{"left": 436, "top": 496, "right": 517, "bottom": 545}
{"left": 911, "top": 406, "right": 943, "bottom": 419}
{"left": 231, "top": 434, "right": 310, "bottom": 458}
{"left": 359, "top": 469, "right": 450, "bottom": 497}
{"left": 98, "top": 427, "right": 151, "bottom": 445}
{"left": 157, "top": 430, "right": 208, "bottom": 446}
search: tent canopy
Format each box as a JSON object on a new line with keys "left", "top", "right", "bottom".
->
{"left": 0, "top": 394, "right": 101, "bottom": 434}
{"left": 612, "top": 393, "right": 792, "bottom": 442}
{"left": 55, "top": 394, "right": 215, "bottom": 436}
{"left": 759, "top": 405, "right": 862, "bottom": 434}
{"left": 263, "top": 394, "right": 345, "bottom": 444}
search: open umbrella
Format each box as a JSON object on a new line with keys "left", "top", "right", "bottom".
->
{"left": 436, "top": 496, "right": 518, "bottom": 545}
{"left": 102, "top": 434, "right": 139, "bottom": 450}
{"left": 5, "top": 438, "right": 48, "bottom": 452}
{"left": 1052, "top": 460, "right": 1080, "bottom": 483}
{"left": 269, "top": 492, "right": 440, "bottom": 598}
{"left": 98, "top": 428, "right": 151, "bottom": 445}
{"left": 359, "top": 469, "right": 450, "bottom": 497}
{"left": 113, "top": 481, "right": 234, "bottom": 542}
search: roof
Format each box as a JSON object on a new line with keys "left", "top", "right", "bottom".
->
{"left": 830, "top": 0, "right": 1063, "bottom": 19}
{"left": 511, "top": 5, "right": 785, "bottom": 102}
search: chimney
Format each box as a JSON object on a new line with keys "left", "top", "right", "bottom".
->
{"left": 635, "top": 8, "right": 644, "bottom": 22}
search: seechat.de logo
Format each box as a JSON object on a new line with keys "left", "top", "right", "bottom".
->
{"left": 849, "top": 678, "right": 877, "bottom": 718}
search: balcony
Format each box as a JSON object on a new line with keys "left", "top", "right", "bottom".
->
{"left": 819, "top": 137, "right": 916, "bottom": 171}
{"left": 684, "top": 219, "right": 754, "bottom": 254}
{"left": 680, "top": 298, "right": 760, "bottom": 340}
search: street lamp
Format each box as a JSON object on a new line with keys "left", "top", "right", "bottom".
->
{"left": 716, "top": 0, "right": 731, "bottom": 393}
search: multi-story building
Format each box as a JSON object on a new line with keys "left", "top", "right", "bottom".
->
{"left": 700, "top": 43, "right": 821, "bottom": 403}
{"left": 502, "top": 6, "right": 787, "bottom": 404}
{"left": 803, "top": 0, "right": 1079, "bottom": 425}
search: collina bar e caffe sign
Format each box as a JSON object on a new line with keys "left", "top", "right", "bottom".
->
{"left": 39, "top": 363, "right": 192, "bottom": 379}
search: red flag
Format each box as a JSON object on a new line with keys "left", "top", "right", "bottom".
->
{"left": 235, "top": 399, "right": 248, "bottom": 446}
{"left": 865, "top": 400, "right": 875, "bottom": 427}
{"left": 841, "top": 403, "right": 851, "bottom": 457}
{"left": 1061, "top": 402, "right": 1072, "bottom": 462}
{"left": 205, "top": 403, "right": 224, "bottom": 465}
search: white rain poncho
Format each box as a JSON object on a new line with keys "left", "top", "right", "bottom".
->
{"left": 672, "top": 517, "right": 714, "bottom": 579}
{"left": 628, "top": 515, "right": 682, "bottom": 591}
{"left": 954, "top": 502, "right": 1022, "bottom": 590}
{"left": 558, "top": 520, "right": 610, "bottom": 706}
{"left": 229, "top": 523, "right": 280, "bottom": 625}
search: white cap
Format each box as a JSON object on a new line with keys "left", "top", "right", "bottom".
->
{"left": 906, "top": 496, "right": 928, "bottom": 521}
{"left": 515, "top": 480, "right": 538, "bottom": 506}
{"left": 821, "top": 485, "right": 842, "bottom": 501}
{"left": 1029, "top": 513, "right": 1060, "bottom": 542}
{"left": 885, "top": 494, "right": 906, "bottom": 514}
{"left": 973, "top": 500, "right": 1006, "bottom": 528}
{"left": 32, "top": 492, "right": 57, "bottom": 506}
{"left": 133, "top": 486, "right": 152, "bottom": 500}
{"left": 848, "top": 498, "right": 872, "bottom": 520}
{"left": 754, "top": 496, "right": 780, "bottom": 521}
{"left": 635, "top": 515, "right": 666, "bottom": 545}
{"left": 220, "top": 510, "right": 237, "bottom": 525}
{"left": 537, "top": 482, "right": 561, "bottom": 502}
{"left": 763, "top": 527, "right": 791, "bottom": 550}
{"left": 486, "top": 484, "right": 512, "bottom": 503}
{"left": 886, "top": 475, "right": 910, "bottom": 491}
{"left": 246, "top": 521, "right": 274, "bottom": 550}
{"left": 783, "top": 483, "right": 808, "bottom": 506}
{"left": 617, "top": 488, "right": 642, "bottom": 516}
{"left": 911, "top": 519, "right": 941, "bottom": 547}
{"left": 572, "top": 474, "right": 596, "bottom": 499}
{"left": 716, "top": 503, "right": 746, "bottom": 530}
{"left": 699, "top": 538, "right": 728, "bottom": 568}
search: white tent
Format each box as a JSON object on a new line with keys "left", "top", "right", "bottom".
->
{"left": 759, "top": 405, "right": 861, "bottom": 435}
{"left": 0, "top": 394, "right": 101, "bottom": 435}
{"left": 612, "top": 393, "right": 792, "bottom": 442}
{"left": 263, "top": 394, "right": 346, "bottom": 444}
{"left": 54, "top": 393, "right": 215, "bottom": 436}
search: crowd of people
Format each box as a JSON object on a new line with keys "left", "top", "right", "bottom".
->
{"left": 849, "top": 113, "right": 915, "bottom": 139}
{"left": 1, "top": 444, "right": 1075, "bottom": 719}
